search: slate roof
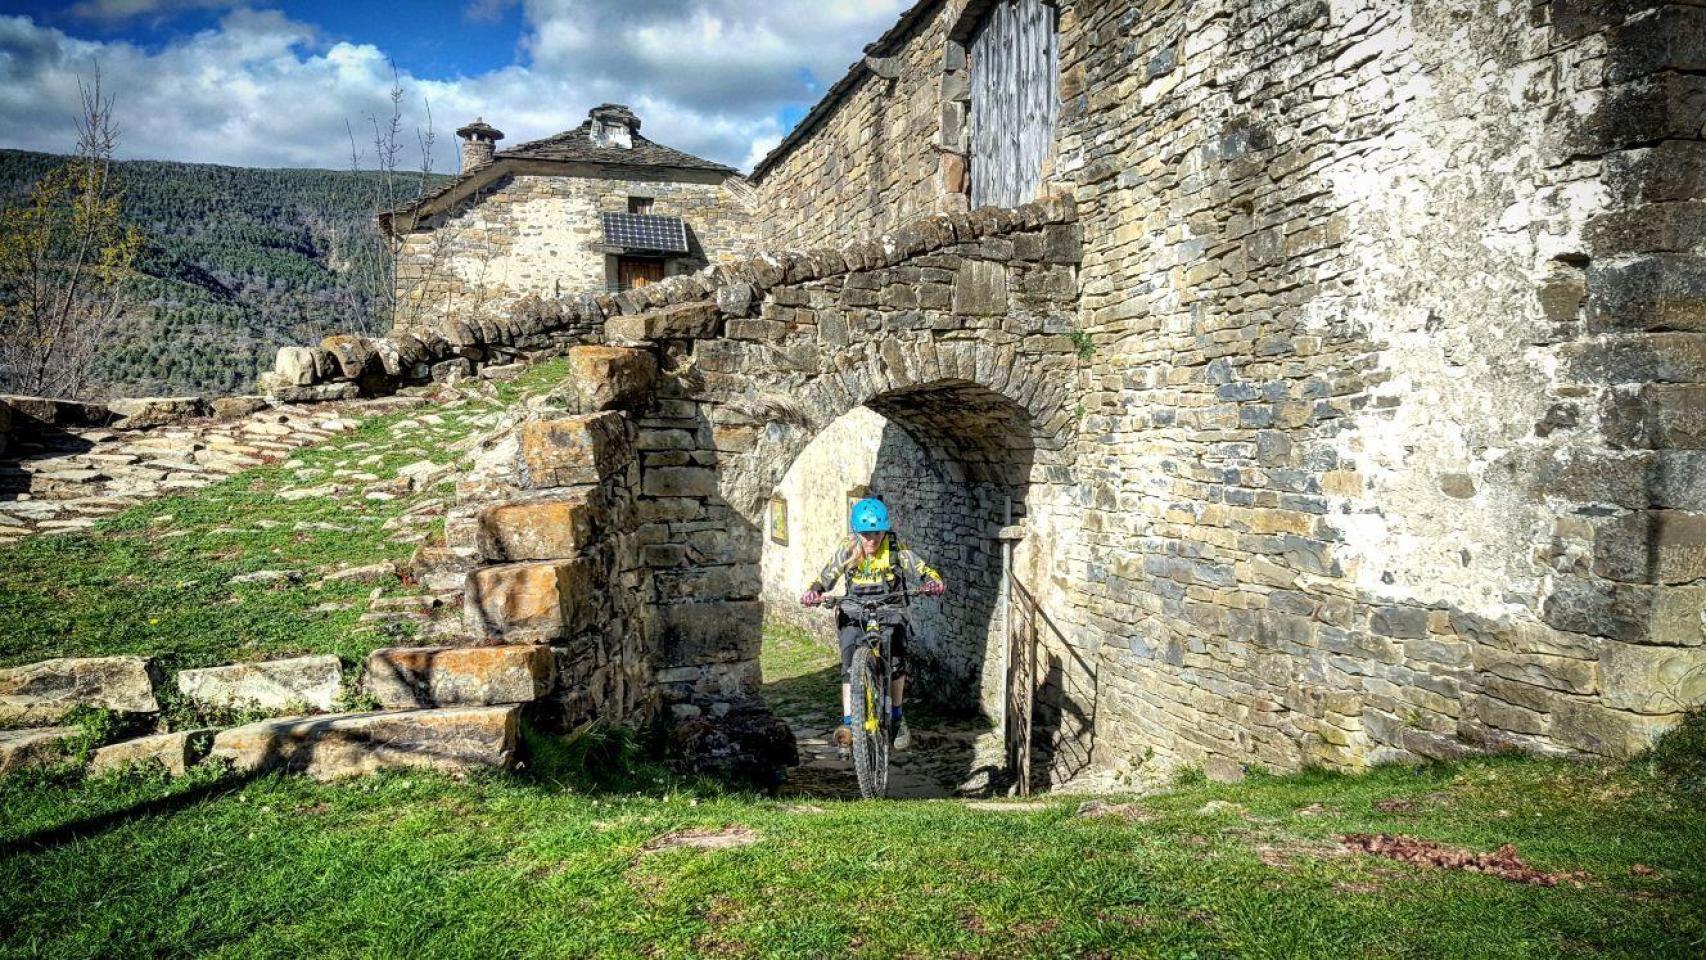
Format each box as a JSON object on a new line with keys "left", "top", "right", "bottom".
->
{"left": 382, "top": 118, "right": 734, "bottom": 230}
{"left": 499, "top": 120, "right": 735, "bottom": 174}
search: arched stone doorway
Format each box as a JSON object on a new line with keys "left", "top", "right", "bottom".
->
{"left": 758, "top": 380, "right": 1038, "bottom": 721}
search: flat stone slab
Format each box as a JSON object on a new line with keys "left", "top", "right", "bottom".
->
{"left": 0, "top": 656, "right": 159, "bottom": 724}
{"left": 208, "top": 705, "right": 519, "bottom": 781}
{"left": 90, "top": 729, "right": 214, "bottom": 777}
{"left": 107, "top": 396, "right": 209, "bottom": 429}
{"left": 464, "top": 560, "right": 595, "bottom": 641}
{"left": 0, "top": 726, "right": 79, "bottom": 776}
{"left": 364, "top": 644, "right": 554, "bottom": 709}
{"left": 176, "top": 655, "right": 343, "bottom": 714}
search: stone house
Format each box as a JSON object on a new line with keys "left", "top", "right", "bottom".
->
{"left": 382, "top": 104, "right": 755, "bottom": 337}
{"left": 283, "top": 0, "right": 1706, "bottom": 786}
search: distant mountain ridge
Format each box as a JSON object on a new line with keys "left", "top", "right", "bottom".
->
{"left": 0, "top": 149, "right": 449, "bottom": 398}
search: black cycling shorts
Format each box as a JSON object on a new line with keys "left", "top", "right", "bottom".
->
{"left": 837, "top": 615, "right": 908, "bottom": 681}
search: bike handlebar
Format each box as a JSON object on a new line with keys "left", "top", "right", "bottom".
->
{"left": 809, "top": 590, "right": 913, "bottom": 609}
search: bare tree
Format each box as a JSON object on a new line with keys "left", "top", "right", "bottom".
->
{"left": 0, "top": 66, "right": 143, "bottom": 397}
{"left": 345, "top": 64, "right": 454, "bottom": 333}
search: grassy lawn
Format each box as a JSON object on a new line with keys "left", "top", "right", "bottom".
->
{"left": 3, "top": 364, "right": 1703, "bottom": 958}
{"left": 3, "top": 651, "right": 1702, "bottom": 958}
{"left": 0, "top": 360, "right": 570, "bottom": 682}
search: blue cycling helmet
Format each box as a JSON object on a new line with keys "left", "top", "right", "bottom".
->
{"left": 850, "top": 497, "right": 890, "bottom": 533}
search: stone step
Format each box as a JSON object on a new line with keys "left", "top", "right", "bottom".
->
{"left": 0, "top": 726, "right": 80, "bottom": 776}
{"left": 176, "top": 655, "right": 343, "bottom": 714}
{"left": 363, "top": 644, "right": 554, "bottom": 709}
{"left": 208, "top": 705, "right": 519, "bottom": 781}
{"left": 0, "top": 656, "right": 160, "bottom": 725}
{"left": 90, "top": 729, "right": 216, "bottom": 777}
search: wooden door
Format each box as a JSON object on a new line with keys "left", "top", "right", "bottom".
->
{"left": 618, "top": 257, "right": 665, "bottom": 290}
{"left": 969, "top": 0, "right": 1059, "bottom": 209}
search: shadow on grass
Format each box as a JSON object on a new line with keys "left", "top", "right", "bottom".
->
{"left": 0, "top": 763, "right": 262, "bottom": 858}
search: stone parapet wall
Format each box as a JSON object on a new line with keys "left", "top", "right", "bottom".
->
{"left": 390, "top": 170, "right": 755, "bottom": 337}
{"left": 262, "top": 195, "right": 1080, "bottom": 402}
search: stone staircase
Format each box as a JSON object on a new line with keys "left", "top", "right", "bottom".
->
{"left": 0, "top": 643, "right": 563, "bottom": 782}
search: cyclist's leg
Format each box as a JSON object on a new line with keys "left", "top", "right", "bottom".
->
{"left": 835, "top": 617, "right": 861, "bottom": 743}
{"left": 889, "top": 619, "right": 909, "bottom": 707}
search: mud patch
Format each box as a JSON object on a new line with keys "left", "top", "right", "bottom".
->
{"left": 1341, "top": 833, "right": 1588, "bottom": 887}
{"left": 643, "top": 826, "right": 761, "bottom": 852}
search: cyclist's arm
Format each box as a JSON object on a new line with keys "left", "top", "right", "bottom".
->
{"left": 892, "top": 538, "right": 943, "bottom": 585}
{"left": 807, "top": 537, "right": 854, "bottom": 594}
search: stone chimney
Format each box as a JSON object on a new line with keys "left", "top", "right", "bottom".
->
{"left": 588, "top": 104, "right": 640, "bottom": 150}
{"left": 455, "top": 118, "right": 504, "bottom": 173}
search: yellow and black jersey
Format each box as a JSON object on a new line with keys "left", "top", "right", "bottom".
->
{"left": 809, "top": 533, "right": 943, "bottom": 595}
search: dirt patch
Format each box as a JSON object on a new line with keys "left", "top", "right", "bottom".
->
{"left": 1076, "top": 800, "right": 1152, "bottom": 821}
{"left": 1332, "top": 880, "right": 1384, "bottom": 894}
{"left": 1374, "top": 792, "right": 1449, "bottom": 814}
{"left": 1255, "top": 835, "right": 1347, "bottom": 869}
{"left": 964, "top": 801, "right": 1045, "bottom": 812}
{"left": 1341, "top": 833, "right": 1589, "bottom": 887}
{"left": 642, "top": 826, "right": 760, "bottom": 853}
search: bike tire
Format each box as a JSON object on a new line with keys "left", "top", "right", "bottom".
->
{"left": 848, "top": 645, "right": 890, "bottom": 799}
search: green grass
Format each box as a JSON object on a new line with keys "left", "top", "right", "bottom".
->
{"left": 758, "top": 621, "right": 841, "bottom": 728}
{"left": 2, "top": 638, "right": 1702, "bottom": 958}
{"left": 4, "top": 365, "right": 1703, "bottom": 957}
{"left": 0, "top": 359, "right": 571, "bottom": 684}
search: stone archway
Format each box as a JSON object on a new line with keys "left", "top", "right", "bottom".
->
{"left": 441, "top": 195, "right": 1091, "bottom": 784}
{"left": 749, "top": 376, "right": 1044, "bottom": 718}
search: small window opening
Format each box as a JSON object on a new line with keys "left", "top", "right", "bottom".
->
{"left": 628, "top": 196, "right": 655, "bottom": 214}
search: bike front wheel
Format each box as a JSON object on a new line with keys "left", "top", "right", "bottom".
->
{"left": 848, "top": 645, "right": 890, "bottom": 799}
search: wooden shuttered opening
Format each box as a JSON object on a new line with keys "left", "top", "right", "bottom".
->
{"left": 969, "top": 0, "right": 1060, "bottom": 209}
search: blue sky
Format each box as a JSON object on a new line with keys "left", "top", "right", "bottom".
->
{"left": 0, "top": 0, "right": 907, "bottom": 172}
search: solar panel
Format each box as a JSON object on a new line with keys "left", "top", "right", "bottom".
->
{"left": 600, "top": 213, "right": 689, "bottom": 253}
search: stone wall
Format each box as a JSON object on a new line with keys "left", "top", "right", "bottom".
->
{"left": 1041, "top": 0, "right": 1706, "bottom": 778}
{"left": 751, "top": 1, "right": 970, "bottom": 249}
{"left": 392, "top": 167, "right": 755, "bottom": 338}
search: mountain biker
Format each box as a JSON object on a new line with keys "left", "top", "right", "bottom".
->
{"left": 799, "top": 497, "right": 946, "bottom": 753}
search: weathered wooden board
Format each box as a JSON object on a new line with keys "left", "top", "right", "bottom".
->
{"left": 970, "top": 0, "right": 1060, "bottom": 209}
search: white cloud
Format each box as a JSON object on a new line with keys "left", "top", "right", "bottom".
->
{"left": 69, "top": 0, "right": 236, "bottom": 23}
{"left": 0, "top": 0, "right": 910, "bottom": 173}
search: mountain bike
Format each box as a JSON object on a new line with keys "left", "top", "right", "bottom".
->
{"left": 813, "top": 589, "right": 910, "bottom": 799}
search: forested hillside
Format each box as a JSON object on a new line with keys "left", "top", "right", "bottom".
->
{"left": 0, "top": 149, "right": 447, "bottom": 398}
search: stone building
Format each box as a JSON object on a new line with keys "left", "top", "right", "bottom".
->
{"left": 278, "top": 0, "right": 1706, "bottom": 787}
{"left": 383, "top": 104, "right": 756, "bottom": 337}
